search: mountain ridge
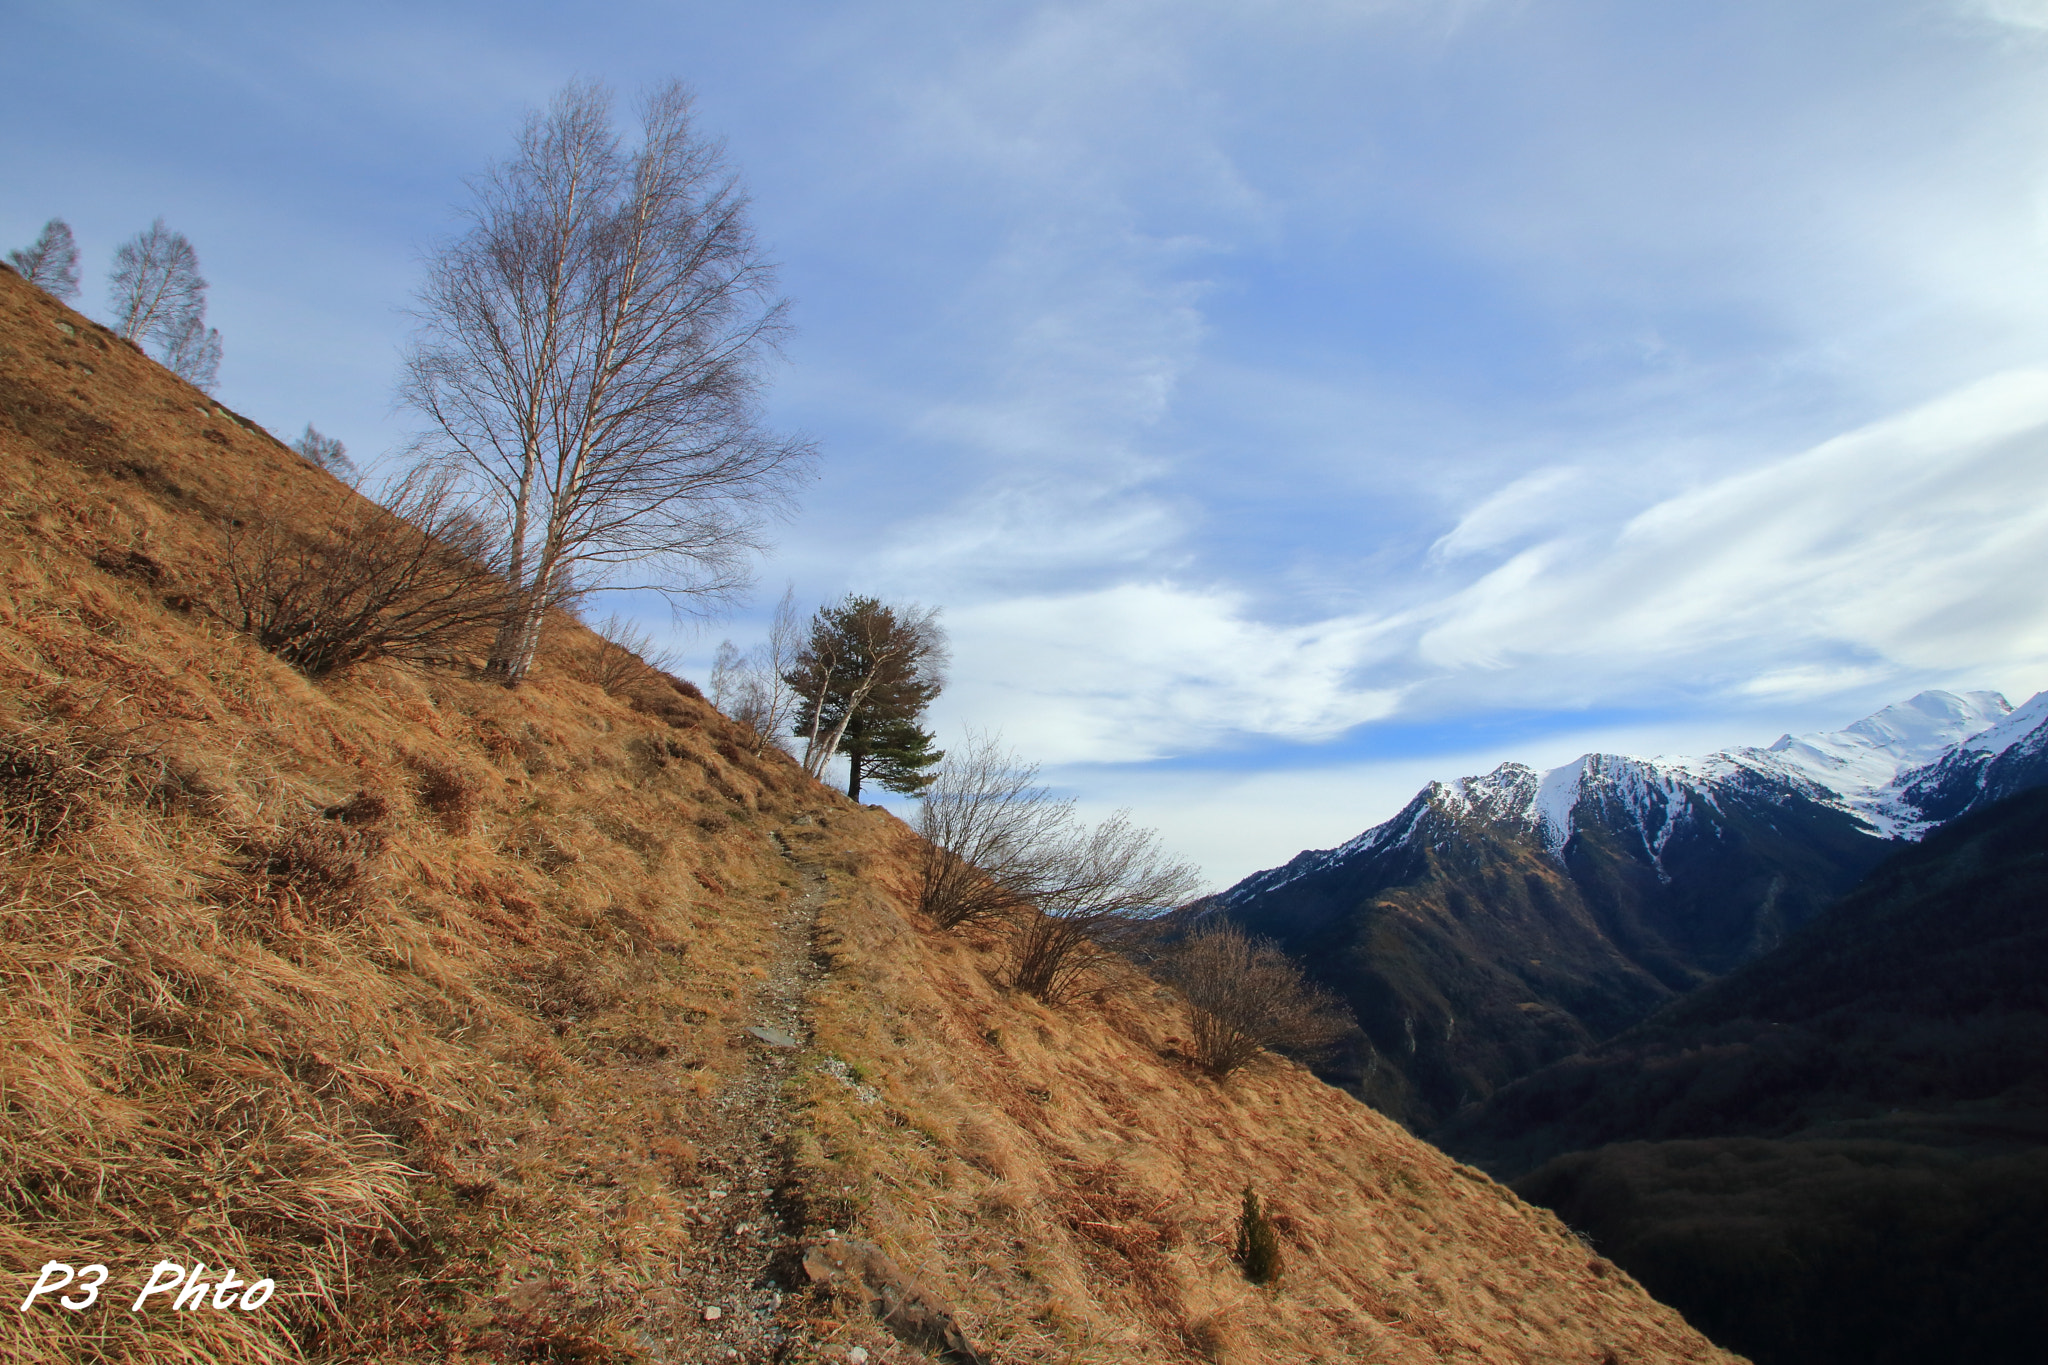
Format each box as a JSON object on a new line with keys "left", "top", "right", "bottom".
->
{"left": 1216, "top": 687, "right": 2048, "bottom": 1130}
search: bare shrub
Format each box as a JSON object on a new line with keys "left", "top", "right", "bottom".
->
{"left": 1005, "top": 811, "right": 1202, "bottom": 1004}
{"left": 915, "top": 732, "right": 1075, "bottom": 929}
{"left": 589, "top": 612, "right": 678, "bottom": 695}
{"left": 219, "top": 469, "right": 509, "bottom": 677}
{"left": 234, "top": 820, "right": 385, "bottom": 929}
{"left": 414, "top": 761, "right": 476, "bottom": 833}
{"left": 1166, "top": 922, "right": 1352, "bottom": 1076}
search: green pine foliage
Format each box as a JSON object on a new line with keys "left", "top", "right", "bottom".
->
{"left": 1234, "top": 1185, "right": 1282, "bottom": 1285}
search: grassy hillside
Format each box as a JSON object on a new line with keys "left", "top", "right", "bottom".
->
{"left": 0, "top": 264, "right": 1738, "bottom": 1364}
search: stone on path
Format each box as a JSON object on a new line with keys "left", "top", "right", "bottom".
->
{"left": 702, "top": 1305, "right": 723, "bottom": 1322}
{"left": 746, "top": 1024, "right": 801, "bottom": 1048}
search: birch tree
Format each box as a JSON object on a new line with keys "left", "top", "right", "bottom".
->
{"left": 402, "top": 79, "right": 813, "bottom": 685}
{"left": 8, "top": 219, "right": 80, "bottom": 300}
{"left": 108, "top": 218, "right": 221, "bottom": 390}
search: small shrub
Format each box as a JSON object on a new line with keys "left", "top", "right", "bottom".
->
{"left": 218, "top": 468, "right": 507, "bottom": 677}
{"left": 234, "top": 820, "right": 385, "bottom": 929}
{"left": 586, "top": 612, "right": 679, "bottom": 696}
{"left": 1168, "top": 923, "right": 1353, "bottom": 1076}
{"left": 1234, "top": 1186, "right": 1282, "bottom": 1285}
{"left": 323, "top": 789, "right": 392, "bottom": 826}
{"left": 0, "top": 731, "right": 105, "bottom": 848}
{"left": 414, "top": 762, "right": 476, "bottom": 834}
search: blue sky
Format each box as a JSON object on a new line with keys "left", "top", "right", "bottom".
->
{"left": 9, "top": 0, "right": 2048, "bottom": 885}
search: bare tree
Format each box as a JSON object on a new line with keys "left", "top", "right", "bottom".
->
{"left": 108, "top": 218, "right": 221, "bottom": 390}
{"left": 709, "top": 639, "right": 745, "bottom": 709}
{"left": 1166, "top": 923, "right": 1352, "bottom": 1076}
{"left": 403, "top": 79, "right": 815, "bottom": 686}
{"left": 706, "top": 588, "right": 804, "bottom": 755}
{"left": 219, "top": 468, "right": 507, "bottom": 677}
{"left": 9, "top": 219, "right": 80, "bottom": 300}
{"left": 916, "top": 732, "right": 1077, "bottom": 929}
{"left": 162, "top": 313, "right": 223, "bottom": 391}
{"left": 293, "top": 425, "right": 357, "bottom": 479}
{"left": 1004, "top": 811, "right": 1203, "bottom": 1003}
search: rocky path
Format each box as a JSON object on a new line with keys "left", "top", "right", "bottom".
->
{"left": 645, "top": 831, "right": 829, "bottom": 1363}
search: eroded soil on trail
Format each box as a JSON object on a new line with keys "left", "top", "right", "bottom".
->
{"left": 632, "top": 833, "right": 830, "bottom": 1363}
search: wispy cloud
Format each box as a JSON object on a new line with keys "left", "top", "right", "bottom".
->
{"left": 938, "top": 582, "right": 1403, "bottom": 764}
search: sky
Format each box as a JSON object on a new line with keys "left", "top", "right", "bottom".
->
{"left": 8, "top": 0, "right": 2048, "bottom": 887}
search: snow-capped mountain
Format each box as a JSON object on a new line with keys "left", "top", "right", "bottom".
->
{"left": 1232, "top": 690, "right": 2031, "bottom": 908}
{"left": 1217, "top": 688, "right": 2048, "bottom": 1133}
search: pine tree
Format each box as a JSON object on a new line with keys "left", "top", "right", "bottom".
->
{"left": 785, "top": 595, "right": 946, "bottom": 797}
{"left": 843, "top": 711, "right": 943, "bottom": 801}
{"left": 1235, "top": 1185, "right": 1283, "bottom": 1285}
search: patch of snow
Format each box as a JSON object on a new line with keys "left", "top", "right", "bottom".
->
{"left": 1751, "top": 689, "right": 2007, "bottom": 794}
{"left": 1532, "top": 759, "right": 1588, "bottom": 855}
{"left": 1953, "top": 689, "right": 2048, "bottom": 757}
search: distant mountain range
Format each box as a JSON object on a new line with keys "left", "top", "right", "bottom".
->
{"left": 1217, "top": 689, "right": 2048, "bottom": 1130}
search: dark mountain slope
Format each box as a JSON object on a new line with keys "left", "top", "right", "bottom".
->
{"left": 1437, "top": 782, "right": 2048, "bottom": 1176}
{"left": 1435, "top": 784, "right": 2048, "bottom": 1365}
{"left": 1222, "top": 759, "right": 1891, "bottom": 1129}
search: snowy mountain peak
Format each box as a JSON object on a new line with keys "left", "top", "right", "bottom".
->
{"left": 1761, "top": 689, "right": 2008, "bottom": 771}
{"left": 1733, "top": 689, "right": 2011, "bottom": 834}
{"left": 1225, "top": 686, "right": 2047, "bottom": 908}
{"left": 1953, "top": 689, "right": 2048, "bottom": 758}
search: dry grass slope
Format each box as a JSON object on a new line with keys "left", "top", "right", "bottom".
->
{"left": 0, "top": 265, "right": 1741, "bottom": 1364}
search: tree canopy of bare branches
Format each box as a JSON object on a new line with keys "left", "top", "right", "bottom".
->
{"left": 915, "top": 733, "right": 1076, "bottom": 929}
{"left": 9, "top": 219, "right": 80, "bottom": 300}
{"left": 708, "top": 588, "right": 803, "bottom": 756}
{"left": 108, "top": 218, "right": 221, "bottom": 391}
{"left": 293, "top": 424, "right": 356, "bottom": 480}
{"left": 785, "top": 595, "right": 946, "bottom": 797}
{"left": 1165, "top": 922, "right": 1352, "bottom": 1076}
{"left": 402, "top": 79, "right": 815, "bottom": 686}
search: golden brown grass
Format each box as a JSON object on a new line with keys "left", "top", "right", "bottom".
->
{"left": 0, "top": 268, "right": 854, "bottom": 1362}
{"left": 0, "top": 265, "right": 1743, "bottom": 1364}
{"left": 762, "top": 818, "right": 1747, "bottom": 1363}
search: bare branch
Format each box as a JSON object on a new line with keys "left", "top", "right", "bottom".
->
{"left": 8, "top": 219, "right": 80, "bottom": 300}
{"left": 402, "top": 79, "right": 816, "bottom": 685}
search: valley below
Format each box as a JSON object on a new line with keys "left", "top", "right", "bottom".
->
{"left": 1219, "top": 687, "right": 2048, "bottom": 1364}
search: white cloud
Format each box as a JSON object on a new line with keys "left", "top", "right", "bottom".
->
{"left": 935, "top": 582, "right": 1402, "bottom": 764}
{"left": 1974, "top": 0, "right": 2048, "bottom": 31}
{"left": 1415, "top": 367, "right": 2048, "bottom": 697}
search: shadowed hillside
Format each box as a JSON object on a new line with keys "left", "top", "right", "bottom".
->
{"left": 0, "top": 263, "right": 1738, "bottom": 1363}
{"left": 1436, "top": 784, "right": 2048, "bottom": 1365}
{"left": 1221, "top": 762, "right": 1891, "bottom": 1131}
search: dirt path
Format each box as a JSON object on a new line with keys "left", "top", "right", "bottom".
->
{"left": 644, "top": 831, "right": 830, "bottom": 1363}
